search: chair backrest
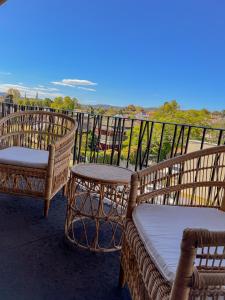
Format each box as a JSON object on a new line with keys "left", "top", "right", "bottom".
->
{"left": 128, "top": 146, "right": 225, "bottom": 211}
{"left": 0, "top": 111, "right": 76, "bottom": 151}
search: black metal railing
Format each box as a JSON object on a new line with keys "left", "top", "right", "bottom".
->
{"left": 0, "top": 102, "right": 224, "bottom": 171}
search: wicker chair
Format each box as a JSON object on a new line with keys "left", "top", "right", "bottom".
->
{"left": 120, "top": 145, "right": 225, "bottom": 300}
{"left": 0, "top": 111, "right": 76, "bottom": 217}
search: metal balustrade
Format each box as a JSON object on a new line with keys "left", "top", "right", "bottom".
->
{"left": 0, "top": 102, "right": 224, "bottom": 171}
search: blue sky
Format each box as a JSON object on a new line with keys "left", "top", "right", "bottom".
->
{"left": 0, "top": 0, "right": 225, "bottom": 110}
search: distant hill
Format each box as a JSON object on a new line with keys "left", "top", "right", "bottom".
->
{"left": 91, "top": 104, "right": 122, "bottom": 109}
{"left": 84, "top": 104, "right": 156, "bottom": 110}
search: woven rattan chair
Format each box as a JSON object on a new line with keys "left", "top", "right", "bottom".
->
{"left": 120, "top": 145, "right": 225, "bottom": 300}
{"left": 0, "top": 111, "right": 76, "bottom": 217}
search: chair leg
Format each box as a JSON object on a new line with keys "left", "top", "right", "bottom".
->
{"left": 63, "top": 184, "right": 67, "bottom": 197}
{"left": 44, "top": 200, "right": 51, "bottom": 218}
{"left": 119, "top": 263, "right": 126, "bottom": 288}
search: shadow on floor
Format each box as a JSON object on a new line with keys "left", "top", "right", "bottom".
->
{"left": 0, "top": 192, "right": 131, "bottom": 300}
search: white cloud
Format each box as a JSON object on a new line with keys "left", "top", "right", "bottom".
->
{"left": 52, "top": 78, "right": 97, "bottom": 87}
{"left": 0, "top": 83, "right": 63, "bottom": 98}
{"left": 51, "top": 81, "right": 74, "bottom": 87}
{"left": 33, "top": 86, "right": 59, "bottom": 92}
{"left": 0, "top": 71, "right": 12, "bottom": 76}
{"left": 78, "top": 86, "right": 96, "bottom": 92}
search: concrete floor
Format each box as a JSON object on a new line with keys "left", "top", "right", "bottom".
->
{"left": 0, "top": 192, "right": 131, "bottom": 300}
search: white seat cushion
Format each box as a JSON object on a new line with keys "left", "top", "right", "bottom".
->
{"left": 0, "top": 146, "right": 49, "bottom": 169}
{"left": 133, "top": 204, "right": 225, "bottom": 284}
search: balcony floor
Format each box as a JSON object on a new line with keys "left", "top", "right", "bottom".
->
{"left": 0, "top": 192, "right": 130, "bottom": 300}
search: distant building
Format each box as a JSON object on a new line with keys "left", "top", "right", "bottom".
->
{"left": 0, "top": 93, "right": 14, "bottom": 104}
{"left": 114, "top": 114, "right": 124, "bottom": 118}
{"left": 4, "top": 94, "right": 14, "bottom": 104}
{"left": 0, "top": 93, "right": 5, "bottom": 102}
{"left": 135, "top": 111, "right": 148, "bottom": 120}
{"left": 95, "top": 125, "right": 127, "bottom": 151}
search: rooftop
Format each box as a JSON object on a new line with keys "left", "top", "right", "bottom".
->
{"left": 0, "top": 191, "right": 130, "bottom": 300}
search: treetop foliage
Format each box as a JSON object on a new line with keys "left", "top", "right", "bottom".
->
{"left": 152, "top": 100, "right": 210, "bottom": 126}
{"left": 7, "top": 88, "right": 80, "bottom": 111}
{"left": 4, "top": 89, "right": 223, "bottom": 129}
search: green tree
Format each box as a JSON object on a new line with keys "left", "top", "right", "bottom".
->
{"left": 50, "top": 96, "right": 80, "bottom": 110}
{"left": 120, "top": 101, "right": 212, "bottom": 166}
{"left": 43, "top": 98, "right": 52, "bottom": 107}
{"left": 121, "top": 123, "right": 172, "bottom": 165}
{"left": 96, "top": 107, "right": 106, "bottom": 115}
{"left": 7, "top": 88, "right": 21, "bottom": 101}
{"left": 89, "top": 106, "right": 95, "bottom": 115}
{"left": 126, "top": 104, "right": 136, "bottom": 112}
{"left": 17, "top": 99, "right": 25, "bottom": 105}
{"left": 63, "top": 96, "right": 75, "bottom": 110}
{"left": 107, "top": 107, "right": 118, "bottom": 116}
{"left": 24, "top": 99, "right": 31, "bottom": 106}
{"left": 51, "top": 97, "right": 64, "bottom": 109}
{"left": 72, "top": 97, "right": 79, "bottom": 107}
{"left": 221, "top": 110, "right": 225, "bottom": 118}
{"left": 153, "top": 100, "right": 180, "bottom": 118}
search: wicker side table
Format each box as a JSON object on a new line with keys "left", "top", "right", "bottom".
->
{"left": 65, "top": 163, "right": 133, "bottom": 252}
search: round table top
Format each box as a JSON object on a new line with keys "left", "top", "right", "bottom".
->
{"left": 71, "top": 163, "right": 133, "bottom": 184}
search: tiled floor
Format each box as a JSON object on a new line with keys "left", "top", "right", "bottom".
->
{"left": 0, "top": 192, "right": 130, "bottom": 300}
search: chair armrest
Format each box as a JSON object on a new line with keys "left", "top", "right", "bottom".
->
{"left": 54, "top": 130, "right": 75, "bottom": 166}
{"left": 45, "top": 144, "right": 55, "bottom": 199}
{"left": 45, "top": 129, "right": 75, "bottom": 198}
{"left": 171, "top": 228, "right": 225, "bottom": 300}
{"left": 126, "top": 173, "right": 139, "bottom": 218}
{"left": 192, "top": 269, "right": 225, "bottom": 290}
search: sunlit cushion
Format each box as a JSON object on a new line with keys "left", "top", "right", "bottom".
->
{"left": 132, "top": 204, "right": 225, "bottom": 283}
{"left": 0, "top": 146, "right": 49, "bottom": 169}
